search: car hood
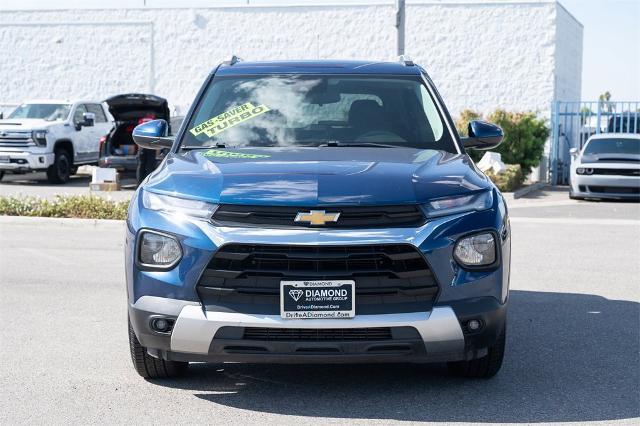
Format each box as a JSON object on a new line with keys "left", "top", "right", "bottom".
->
{"left": 144, "top": 147, "right": 491, "bottom": 206}
{"left": 0, "top": 118, "right": 56, "bottom": 131}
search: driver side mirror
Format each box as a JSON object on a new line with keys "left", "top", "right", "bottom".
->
{"left": 569, "top": 147, "right": 579, "bottom": 156}
{"left": 462, "top": 120, "right": 504, "bottom": 150}
{"left": 132, "top": 119, "right": 174, "bottom": 150}
{"left": 75, "top": 112, "right": 95, "bottom": 130}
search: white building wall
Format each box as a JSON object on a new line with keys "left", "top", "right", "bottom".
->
{"left": 0, "top": 1, "right": 581, "bottom": 117}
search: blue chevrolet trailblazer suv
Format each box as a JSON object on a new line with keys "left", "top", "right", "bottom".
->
{"left": 126, "top": 58, "right": 510, "bottom": 379}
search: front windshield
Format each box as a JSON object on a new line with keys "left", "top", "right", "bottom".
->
{"left": 8, "top": 104, "right": 71, "bottom": 121}
{"left": 181, "top": 75, "right": 456, "bottom": 152}
{"left": 583, "top": 138, "right": 640, "bottom": 155}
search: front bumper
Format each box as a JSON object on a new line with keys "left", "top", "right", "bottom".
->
{"left": 0, "top": 150, "right": 54, "bottom": 171}
{"left": 126, "top": 189, "right": 511, "bottom": 363}
{"left": 129, "top": 295, "right": 506, "bottom": 363}
{"left": 571, "top": 173, "right": 640, "bottom": 199}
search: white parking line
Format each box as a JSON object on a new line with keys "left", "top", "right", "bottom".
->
{"left": 511, "top": 217, "right": 640, "bottom": 226}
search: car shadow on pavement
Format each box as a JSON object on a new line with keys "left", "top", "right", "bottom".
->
{"left": 153, "top": 290, "right": 640, "bottom": 423}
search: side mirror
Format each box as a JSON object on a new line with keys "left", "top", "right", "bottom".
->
{"left": 76, "top": 112, "right": 95, "bottom": 130}
{"left": 132, "top": 119, "right": 174, "bottom": 150}
{"left": 462, "top": 120, "right": 504, "bottom": 150}
{"left": 82, "top": 112, "right": 95, "bottom": 127}
{"left": 569, "top": 147, "right": 579, "bottom": 156}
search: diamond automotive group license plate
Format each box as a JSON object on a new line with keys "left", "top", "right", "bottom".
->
{"left": 280, "top": 280, "right": 355, "bottom": 319}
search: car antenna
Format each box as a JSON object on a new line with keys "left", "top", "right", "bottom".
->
{"left": 228, "top": 55, "right": 243, "bottom": 66}
{"left": 398, "top": 55, "right": 414, "bottom": 66}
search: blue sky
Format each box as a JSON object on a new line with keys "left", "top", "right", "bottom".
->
{"left": 560, "top": 0, "right": 639, "bottom": 100}
{"left": 1, "top": 0, "right": 638, "bottom": 101}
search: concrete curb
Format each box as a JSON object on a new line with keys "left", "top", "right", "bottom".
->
{"left": 0, "top": 215, "right": 125, "bottom": 228}
{"left": 513, "top": 182, "right": 547, "bottom": 199}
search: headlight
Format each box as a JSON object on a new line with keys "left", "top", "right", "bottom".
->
{"left": 424, "top": 191, "right": 493, "bottom": 218}
{"left": 32, "top": 130, "right": 47, "bottom": 147}
{"left": 576, "top": 168, "right": 593, "bottom": 175}
{"left": 142, "top": 191, "right": 217, "bottom": 219}
{"left": 138, "top": 231, "right": 182, "bottom": 268}
{"left": 454, "top": 232, "right": 496, "bottom": 267}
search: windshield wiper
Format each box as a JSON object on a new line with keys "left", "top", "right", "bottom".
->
{"left": 182, "top": 142, "right": 228, "bottom": 150}
{"left": 320, "top": 141, "right": 401, "bottom": 148}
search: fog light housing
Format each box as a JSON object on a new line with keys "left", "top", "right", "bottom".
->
{"left": 150, "top": 317, "right": 175, "bottom": 334}
{"left": 138, "top": 230, "right": 182, "bottom": 269}
{"left": 454, "top": 232, "right": 496, "bottom": 267}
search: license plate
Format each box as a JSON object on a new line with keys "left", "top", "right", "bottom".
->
{"left": 280, "top": 280, "right": 355, "bottom": 319}
{"left": 0, "top": 156, "right": 9, "bottom": 163}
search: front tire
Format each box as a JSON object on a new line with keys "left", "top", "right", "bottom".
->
{"left": 448, "top": 326, "right": 506, "bottom": 379}
{"left": 0, "top": 171, "right": 4, "bottom": 181}
{"left": 128, "top": 319, "right": 188, "bottom": 379}
{"left": 46, "top": 149, "right": 72, "bottom": 184}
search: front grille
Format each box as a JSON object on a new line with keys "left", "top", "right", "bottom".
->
{"left": 243, "top": 327, "right": 393, "bottom": 341}
{"left": 592, "top": 168, "right": 640, "bottom": 176}
{"left": 212, "top": 204, "right": 426, "bottom": 228}
{"left": 587, "top": 186, "right": 640, "bottom": 194}
{"left": 197, "top": 244, "right": 438, "bottom": 315}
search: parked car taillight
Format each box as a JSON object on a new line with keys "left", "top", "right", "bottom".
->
{"left": 99, "top": 135, "right": 107, "bottom": 154}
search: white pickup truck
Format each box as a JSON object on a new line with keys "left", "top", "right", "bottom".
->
{"left": 0, "top": 100, "right": 113, "bottom": 183}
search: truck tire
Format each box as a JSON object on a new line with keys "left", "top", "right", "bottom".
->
{"left": 128, "top": 319, "right": 188, "bottom": 379}
{"left": 447, "top": 326, "right": 506, "bottom": 379}
{"left": 46, "top": 149, "right": 72, "bottom": 184}
{"left": 0, "top": 171, "right": 4, "bottom": 181}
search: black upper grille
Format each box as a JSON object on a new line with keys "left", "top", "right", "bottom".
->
{"left": 197, "top": 244, "right": 438, "bottom": 315}
{"left": 212, "top": 204, "right": 426, "bottom": 228}
{"left": 592, "top": 168, "right": 640, "bottom": 176}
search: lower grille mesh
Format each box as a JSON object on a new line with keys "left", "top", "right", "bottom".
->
{"left": 243, "top": 327, "right": 393, "bottom": 341}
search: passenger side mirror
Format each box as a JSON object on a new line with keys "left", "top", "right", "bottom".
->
{"left": 82, "top": 112, "right": 95, "bottom": 127}
{"left": 75, "top": 112, "right": 95, "bottom": 130}
{"left": 462, "top": 120, "right": 504, "bottom": 150}
{"left": 132, "top": 119, "right": 174, "bottom": 150}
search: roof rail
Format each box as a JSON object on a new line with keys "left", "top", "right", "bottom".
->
{"left": 398, "top": 55, "right": 414, "bottom": 66}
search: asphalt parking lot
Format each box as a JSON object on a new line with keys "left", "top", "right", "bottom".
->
{"left": 0, "top": 189, "right": 638, "bottom": 425}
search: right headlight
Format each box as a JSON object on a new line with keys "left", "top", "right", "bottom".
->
{"left": 454, "top": 232, "right": 496, "bottom": 267}
{"left": 142, "top": 190, "right": 217, "bottom": 219}
{"left": 138, "top": 230, "right": 182, "bottom": 269}
{"left": 32, "top": 130, "right": 48, "bottom": 147}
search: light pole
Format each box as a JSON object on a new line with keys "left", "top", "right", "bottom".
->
{"left": 396, "top": 0, "right": 406, "bottom": 56}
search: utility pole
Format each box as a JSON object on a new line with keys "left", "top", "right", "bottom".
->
{"left": 396, "top": 0, "right": 406, "bottom": 56}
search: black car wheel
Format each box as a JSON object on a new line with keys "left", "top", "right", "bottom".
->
{"left": 447, "top": 325, "right": 506, "bottom": 379}
{"left": 46, "top": 149, "right": 72, "bottom": 184}
{"left": 0, "top": 171, "right": 4, "bottom": 181}
{"left": 128, "top": 318, "right": 188, "bottom": 379}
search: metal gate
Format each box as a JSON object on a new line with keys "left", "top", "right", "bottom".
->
{"left": 550, "top": 101, "right": 640, "bottom": 185}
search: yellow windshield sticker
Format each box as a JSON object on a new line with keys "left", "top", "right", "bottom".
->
{"left": 201, "top": 149, "right": 271, "bottom": 159}
{"left": 190, "top": 102, "right": 270, "bottom": 138}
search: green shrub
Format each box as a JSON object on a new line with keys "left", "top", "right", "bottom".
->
{"left": 484, "top": 164, "right": 524, "bottom": 192}
{"left": 454, "top": 109, "right": 549, "bottom": 175}
{"left": 0, "top": 195, "right": 128, "bottom": 220}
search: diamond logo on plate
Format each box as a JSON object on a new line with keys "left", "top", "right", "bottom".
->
{"left": 289, "top": 289, "right": 303, "bottom": 301}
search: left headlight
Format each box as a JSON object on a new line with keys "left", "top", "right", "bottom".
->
{"left": 424, "top": 191, "right": 493, "bottom": 218}
{"left": 142, "top": 191, "right": 218, "bottom": 219}
{"left": 138, "top": 231, "right": 182, "bottom": 268}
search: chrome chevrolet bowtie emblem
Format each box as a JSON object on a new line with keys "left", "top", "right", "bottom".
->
{"left": 294, "top": 210, "right": 340, "bottom": 226}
